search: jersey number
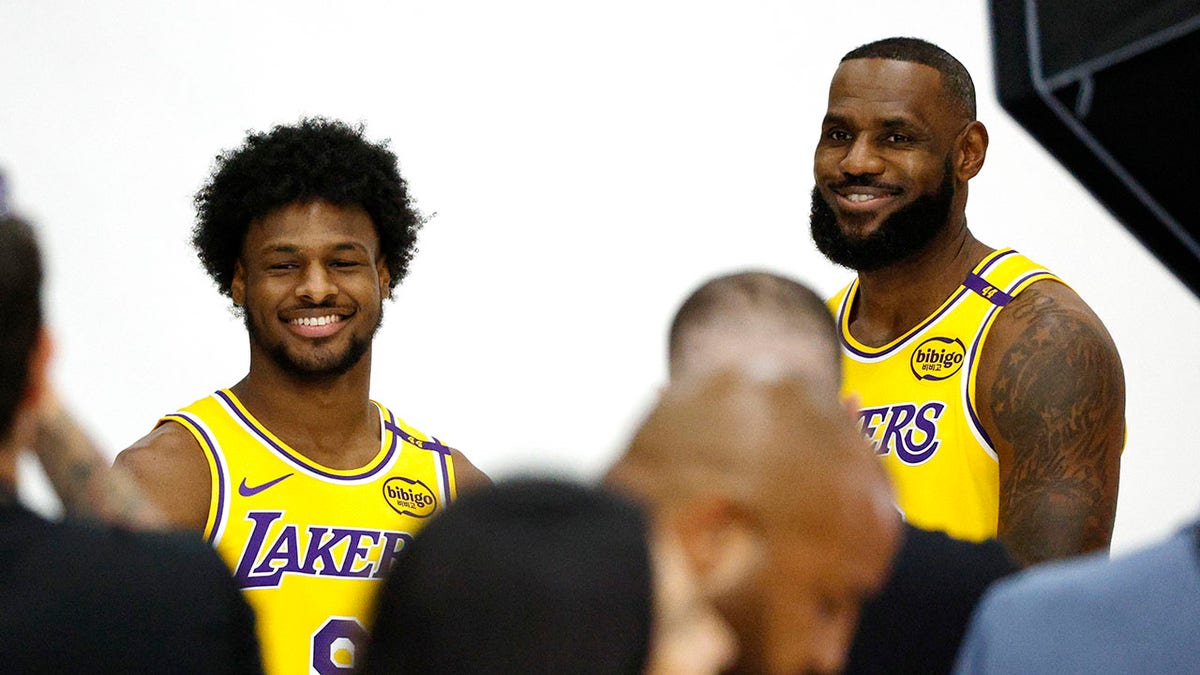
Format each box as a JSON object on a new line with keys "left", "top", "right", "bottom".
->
{"left": 311, "top": 617, "right": 368, "bottom": 674}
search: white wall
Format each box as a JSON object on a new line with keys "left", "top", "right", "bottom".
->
{"left": 2, "top": 0, "right": 1196, "bottom": 554}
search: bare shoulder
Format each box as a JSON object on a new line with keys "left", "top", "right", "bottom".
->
{"left": 449, "top": 447, "right": 492, "bottom": 494}
{"left": 115, "top": 421, "right": 212, "bottom": 532}
{"left": 988, "top": 279, "right": 1118, "bottom": 351}
{"left": 976, "top": 279, "right": 1125, "bottom": 564}
{"left": 979, "top": 279, "right": 1124, "bottom": 423}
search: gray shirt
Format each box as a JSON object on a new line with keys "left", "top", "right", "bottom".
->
{"left": 955, "top": 521, "right": 1200, "bottom": 674}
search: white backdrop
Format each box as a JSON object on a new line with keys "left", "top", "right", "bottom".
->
{"left": 2, "top": 0, "right": 1197, "bottom": 554}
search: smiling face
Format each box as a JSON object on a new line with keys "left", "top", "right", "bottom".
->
{"left": 231, "top": 199, "right": 390, "bottom": 381}
{"left": 811, "top": 58, "right": 974, "bottom": 271}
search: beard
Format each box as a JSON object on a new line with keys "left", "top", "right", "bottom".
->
{"left": 810, "top": 159, "right": 955, "bottom": 272}
{"left": 243, "top": 304, "right": 382, "bottom": 383}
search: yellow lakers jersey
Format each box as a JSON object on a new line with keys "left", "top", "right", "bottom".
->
{"left": 161, "top": 389, "right": 456, "bottom": 675}
{"left": 829, "top": 249, "right": 1060, "bottom": 542}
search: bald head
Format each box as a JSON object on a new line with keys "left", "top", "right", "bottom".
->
{"left": 612, "top": 370, "right": 886, "bottom": 526}
{"left": 607, "top": 371, "right": 898, "bottom": 674}
{"left": 668, "top": 271, "right": 841, "bottom": 395}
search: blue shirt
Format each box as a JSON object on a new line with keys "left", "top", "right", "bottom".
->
{"left": 954, "top": 521, "right": 1200, "bottom": 674}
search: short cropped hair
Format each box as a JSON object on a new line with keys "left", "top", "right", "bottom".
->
{"left": 668, "top": 271, "right": 839, "bottom": 372}
{"left": 843, "top": 36, "right": 976, "bottom": 120}
{"left": 362, "top": 478, "right": 652, "bottom": 674}
{"left": 193, "top": 117, "right": 422, "bottom": 298}
{"left": 0, "top": 213, "right": 43, "bottom": 438}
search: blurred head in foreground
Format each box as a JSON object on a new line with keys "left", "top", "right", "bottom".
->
{"left": 612, "top": 271, "right": 900, "bottom": 674}
{"left": 361, "top": 477, "right": 736, "bottom": 675}
{"left": 668, "top": 271, "right": 841, "bottom": 397}
{"left": 0, "top": 199, "right": 48, "bottom": 460}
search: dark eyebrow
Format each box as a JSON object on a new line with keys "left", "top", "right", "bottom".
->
{"left": 822, "top": 113, "right": 850, "bottom": 127}
{"left": 261, "top": 244, "right": 300, "bottom": 255}
{"left": 258, "top": 242, "right": 370, "bottom": 255}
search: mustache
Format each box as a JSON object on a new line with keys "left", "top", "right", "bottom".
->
{"left": 828, "top": 175, "right": 904, "bottom": 192}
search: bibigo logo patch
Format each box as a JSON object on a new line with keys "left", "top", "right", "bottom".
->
{"left": 383, "top": 477, "right": 438, "bottom": 518}
{"left": 910, "top": 337, "right": 966, "bottom": 381}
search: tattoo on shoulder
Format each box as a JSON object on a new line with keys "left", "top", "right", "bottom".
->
{"left": 990, "top": 291, "right": 1122, "bottom": 562}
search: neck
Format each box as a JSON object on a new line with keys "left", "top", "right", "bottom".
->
{"left": 231, "top": 349, "right": 379, "bottom": 468}
{"left": 850, "top": 212, "right": 992, "bottom": 346}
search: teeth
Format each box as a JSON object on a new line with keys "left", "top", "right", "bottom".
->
{"left": 846, "top": 193, "right": 877, "bottom": 202}
{"left": 291, "top": 315, "right": 341, "bottom": 327}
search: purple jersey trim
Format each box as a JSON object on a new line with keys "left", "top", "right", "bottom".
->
{"left": 215, "top": 390, "right": 398, "bottom": 481}
{"left": 964, "top": 307, "right": 1000, "bottom": 453}
{"left": 382, "top": 421, "right": 451, "bottom": 454}
{"left": 963, "top": 269, "right": 1051, "bottom": 452}
{"left": 165, "top": 412, "right": 226, "bottom": 545}
{"left": 437, "top": 444, "right": 453, "bottom": 506}
{"left": 839, "top": 250, "right": 1019, "bottom": 359}
{"left": 963, "top": 273, "right": 1014, "bottom": 306}
{"left": 841, "top": 287, "right": 970, "bottom": 358}
{"left": 976, "top": 248, "right": 1017, "bottom": 275}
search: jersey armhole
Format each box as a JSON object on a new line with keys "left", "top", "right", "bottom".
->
{"left": 160, "top": 412, "right": 228, "bottom": 545}
{"left": 963, "top": 271, "right": 1063, "bottom": 461}
{"left": 438, "top": 440, "right": 457, "bottom": 505}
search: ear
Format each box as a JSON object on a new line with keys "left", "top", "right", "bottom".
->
{"left": 377, "top": 257, "right": 392, "bottom": 299}
{"left": 672, "top": 496, "right": 767, "bottom": 599}
{"left": 955, "top": 120, "right": 988, "bottom": 182}
{"left": 231, "top": 259, "right": 246, "bottom": 307}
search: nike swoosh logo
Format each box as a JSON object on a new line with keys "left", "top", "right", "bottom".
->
{"left": 238, "top": 473, "right": 294, "bottom": 497}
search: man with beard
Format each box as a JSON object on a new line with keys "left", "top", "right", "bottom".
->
{"left": 811, "top": 37, "right": 1124, "bottom": 566}
{"left": 117, "top": 119, "right": 489, "bottom": 674}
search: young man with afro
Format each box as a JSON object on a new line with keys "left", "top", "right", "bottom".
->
{"left": 117, "top": 118, "right": 489, "bottom": 675}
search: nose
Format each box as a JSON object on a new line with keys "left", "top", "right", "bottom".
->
{"left": 839, "top": 137, "right": 884, "bottom": 177}
{"left": 296, "top": 263, "right": 337, "bottom": 304}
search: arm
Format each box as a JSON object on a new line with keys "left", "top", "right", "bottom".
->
{"left": 30, "top": 389, "right": 167, "bottom": 529}
{"left": 114, "top": 421, "right": 213, "bottom": 532}
{"left": 975, "top": 281, "right": 1124, "bottom": 565}
{"left": 449, "top": 448, "right": 492, "bottom": 494}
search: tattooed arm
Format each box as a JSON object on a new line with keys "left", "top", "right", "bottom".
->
{"left": 31, "top": 389, "right": 168, "bottom": 529}
{"left": 975, "top": 281, "right": 1124, "bottom": 566}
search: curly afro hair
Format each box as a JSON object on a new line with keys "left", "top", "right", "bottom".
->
{"left": 193, "top": 117, "right": 422, "bottom": 298}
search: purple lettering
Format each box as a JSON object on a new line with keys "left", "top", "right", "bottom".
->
{"left": 236, "top": 517, "right": 415, "bottom": 586}
{"left": 858, "top": 407, "right": 889, "bottom": 454}
{"left": 300, "top": 527, "right": 351, "bottom": 575}
{"left": 251, "top": 524, "right": 301, "bottom": 583}
{"left": 234, "top": 511, "right": 285, "bottom": 589}
{"left": 879, "top": 404, "right": 916, "bottom": 456}
{"left": 371, "top": 531, "right": 415, "bottom": 579}
{"left": 338, "top": 530, "right": 381, "bottom": 578}
{"left": 895, "top": 402, "right": 945, "bottom": 465}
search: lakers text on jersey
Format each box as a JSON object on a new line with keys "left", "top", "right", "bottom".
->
{"left": 829, "top": 249, "right": 1060, "bottom": 542}
{"left": 162, "top": 389, "right": 457, "bottom": 675}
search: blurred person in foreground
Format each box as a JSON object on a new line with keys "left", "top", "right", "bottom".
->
{"left": 360, "top": 477, "right": 737, "bottom": 674}
{"left": 606, "top": 367, "right": 901, "bottom": 674}
{"left": 0, "top": 188, "right": 262, "bottom": 673}
{"left": 954, "top": 523, "right": 1200, "bottom": 674}
{"left": 667, "top": 270, "right": 1018, "bottom": 674}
